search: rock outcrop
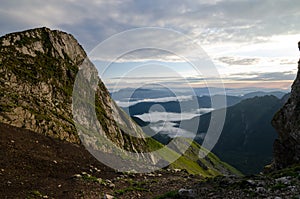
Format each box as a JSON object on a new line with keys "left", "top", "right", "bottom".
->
{"left": 0, "top": 27, "right": 149, "bottom": 152}
{"left": 272, "top": 43, "right": 300, "bottom": 169}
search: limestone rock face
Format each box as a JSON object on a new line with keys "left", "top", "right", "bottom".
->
{"left": 272, "top": 48, "right": 300, "bottom": 169}
{"left": 0, "top": 27, "right": 148, "bottom": 154}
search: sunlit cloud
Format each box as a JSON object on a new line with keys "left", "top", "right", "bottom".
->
{"left": 134, "top": 111, "right": 198, "bottom": 123}
{"left": 149, "top": 121, "right": 195, "bottom": 138}
{"left": 115, "top": 95, "right": 193, "bottom": 107}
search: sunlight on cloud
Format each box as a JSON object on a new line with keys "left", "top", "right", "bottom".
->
{"left": 134, "top": 111, "right": 198, "bottom": 123}
{"left": 134, "top": 108, "right": 214, "bottom": 123}
{"left": 115, "top": 95, "right": 193, "bottom": 107}
{"left": 149, "top": 121, "right": 195, "bottom": 138}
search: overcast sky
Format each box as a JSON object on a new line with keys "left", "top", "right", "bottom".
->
{"left": 1, "top": 0, "right": 300, "bottom": 90}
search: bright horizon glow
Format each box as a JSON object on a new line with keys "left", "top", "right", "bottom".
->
{"left": 94, "top": 33, "right": 299, "bottom": 91}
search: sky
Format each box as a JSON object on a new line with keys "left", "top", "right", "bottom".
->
{"left": 1, "top": 0, "right": 300, "bottom": 91}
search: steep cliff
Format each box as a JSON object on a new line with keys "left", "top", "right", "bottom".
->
{"left": 272, "top": 44, "right": 300, "bottom": 169}
{"left": 0, "top": 27, "right": 155, "bottom": 161}
{"left": 0, "top": 27, "right": 82, "bottom": 143}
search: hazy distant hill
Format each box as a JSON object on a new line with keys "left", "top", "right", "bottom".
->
{"left": 179, "top": 95, "right": 286, "bottom": 174}
{"left": 241, "top": 91, "right": 286, "bottom": 99}
{"left": 124, "top": 89, "right": 288, "bottom": 174}
{"left": 111, "top": 87, "right": 288, "bottom": 103}
{"left": 124, "top": 95, "right": 242, "bottom": 116}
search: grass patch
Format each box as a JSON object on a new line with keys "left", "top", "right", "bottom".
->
{"left": 152, "top": 190, "right": 179, "bottom": 199}
{"left": 271, "top": 183, "right": 288, "bottom": 190}
{"left": 27, "top": 190, "right": 44, "bottom": 198}
{"left": 114, "top": 179, "right": 150, "bottom": 195}
{"left": 114, "top": 187, "right": 150, "bottom": 195}
{"left": 81, "top": 173, "right": 102, "bottom": 183}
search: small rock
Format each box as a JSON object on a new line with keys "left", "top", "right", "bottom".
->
{"left": 255, "top": 187, "right": 266, "bottom": 193}
{"left": 53, "top": 160, "right": 57, "bottom": 164}
{"left": 275, "top": 176, "right": 291, "bottom": 185}
{"left": 274, "top": 197, "right": 282, "bottom": 199}
{"left": 257, "top": 181, "right": 266, "bottom": 187}
{"left": 94, "top": 168, "right": 101, "bottom": 172}
{"left": 109, "top": 183, "right": 115, "bottom": 188}
{"left": 11, "top": 140, "right": 15, "bottom": 143}
{"left": 58, "top": 184, "right": 61, "bottom": 188}
{"left": 178, "top": 188, "right": 195, "bottom": 198}
{"left": 288, "top": 185, "right": 297, "bottom": 192}
{"left": 246, "top": 179, "right": 256, "bottom": 186}
{"left": 103, "top": 193, "right": 114, "bottom": 199}
{"left": 73, "top": 174, "right": 82, "bottom": 178}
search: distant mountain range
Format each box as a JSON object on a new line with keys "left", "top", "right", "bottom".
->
{"left": 111, "top": 87, "right": 287, "bottom": 103}
{"left": 124, "top": 90, "right": 289, "bottom": 174}
{"left": 178, "top": 95, "right": 288, "bottom": 174}
{"left": 123, "top": 95, "right": 242, "bottom": 115}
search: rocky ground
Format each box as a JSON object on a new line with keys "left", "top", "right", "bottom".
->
{"left": 175, "top": 169, "right": 300, "bottom": 199}
{"left": 1, "top": 122, "right": 299, "bottom": 199}
{"left": 0, "top": 123, "right": 202, "bottom": 199}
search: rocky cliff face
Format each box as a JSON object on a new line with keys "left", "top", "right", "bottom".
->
{"left": 272, "top": 47, "right": 300, "bottom": 169}
{"left": 0, "top": 27, "right": 81, "bottom": 143}
{"left": 0, "top": 27, "right": 149, "bottom": 154}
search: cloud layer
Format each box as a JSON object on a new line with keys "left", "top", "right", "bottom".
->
{"left": 1, "top": 0, "right": 299, "bottom": 89}
{"left": 115, "top": 95, "right": 193, "bottom": 107}
{"left": 1, "top": 0, "right": 300, "bottom": 49}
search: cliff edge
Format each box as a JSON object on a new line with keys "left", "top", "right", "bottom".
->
{"left": 272, "top": 42, "right": 300, "bottom": 169}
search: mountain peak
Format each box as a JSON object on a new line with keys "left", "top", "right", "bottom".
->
{"left": 0, "top": 27, "right": 87, "bottom": 143}
{"left": 0, "top": 27, "right": 86, "bottom": 65}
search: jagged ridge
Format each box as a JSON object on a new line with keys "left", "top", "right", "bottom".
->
{"left": 272, "top": 53, "right": 300, "bottom": 169}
